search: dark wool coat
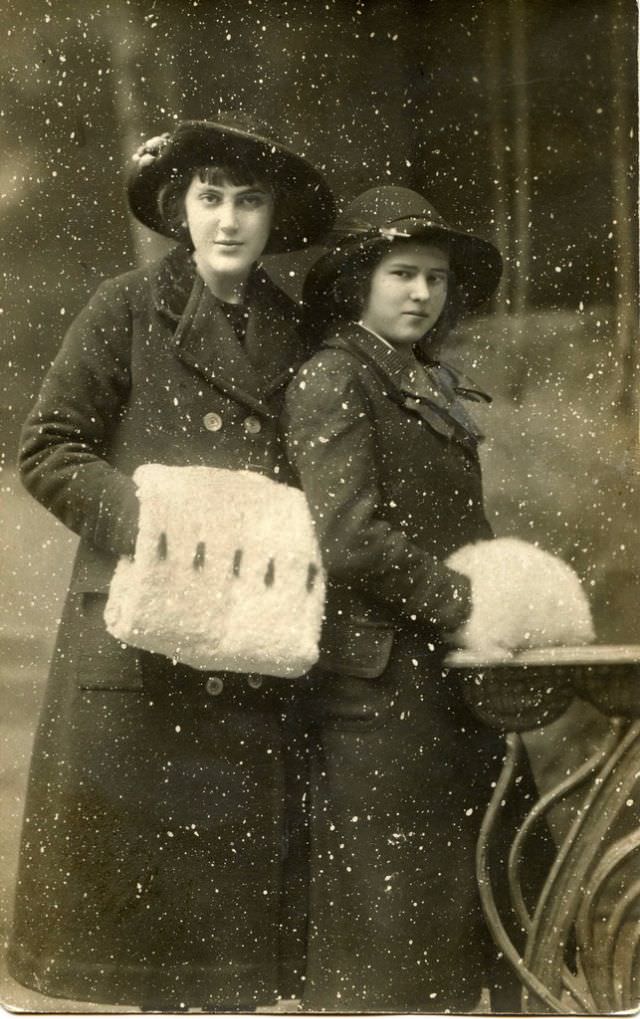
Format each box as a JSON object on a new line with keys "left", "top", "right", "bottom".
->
{"left": 9, "top": 245, "right": 314, "bottom": 1009}
{"left": 283, "top": 324, "right": 517, "bottom": 1012}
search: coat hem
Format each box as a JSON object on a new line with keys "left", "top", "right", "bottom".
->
{"left": 7, "top": 944, "right": 277, "bottom": 1009}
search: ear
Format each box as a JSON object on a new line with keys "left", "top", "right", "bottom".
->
{"left": 157, "top": 181, "right": 189, "bottom": 240}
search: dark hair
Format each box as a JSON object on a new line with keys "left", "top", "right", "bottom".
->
{"left": 416, "top": 272, "right": 465, "bottom": 359}
{"left": 158, "top": 160, "right": 276, "bottom": 245}
{"left": 304, "top": 237, "right": 466, "bottom": 352}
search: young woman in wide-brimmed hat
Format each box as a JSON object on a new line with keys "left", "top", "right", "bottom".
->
{"left": 9, "top": 118, "right": 335, "bottom": 1011}
{"left": 284, "top": 186, "right": 530, "bottom": 1011}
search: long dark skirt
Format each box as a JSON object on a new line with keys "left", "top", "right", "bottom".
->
{"left": 300, "top": 634, "right": 530, "bottom": 1013}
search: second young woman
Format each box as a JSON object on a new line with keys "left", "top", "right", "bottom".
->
{"left": 284, "top": 185, "right": 518, "bottom": 1012}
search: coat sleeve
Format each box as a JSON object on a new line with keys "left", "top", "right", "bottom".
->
{"left": 283, "top": 353, "right": 471, "bottom": 634}
{"left": 18, "top": 278, "right": 140, "bottom": 557}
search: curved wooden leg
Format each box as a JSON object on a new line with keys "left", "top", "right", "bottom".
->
{"left": 523, "top": 720, "right": 640, "bottom": 1011}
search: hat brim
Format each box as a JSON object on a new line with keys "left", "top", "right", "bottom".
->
{"left": 305, "top": 221, "right": 502, "bottom": 312}
{"left": 127, "top": 121, "right": 336, "bottom": 254}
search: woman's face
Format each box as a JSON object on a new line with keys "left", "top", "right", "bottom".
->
{"left": 183, "top": 173, "right": 274, "bottom": 287}
{"left": 360, "top": 241, "right": 450, "bottom": 348}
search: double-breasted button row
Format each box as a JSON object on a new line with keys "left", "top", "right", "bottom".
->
{"left": 205, "top": 675, "right": 224, "bottom": 696}
{"left": 204, "top": 674, "right": 264, "bottom": 696}
{"left": 202, "top": 413, "right": 263, "bottom": 434}
{"left": 203, "top": 412, "right": 223, "bottom": 432}
{"left": 243, "top": 415, "right": 262, "bottom": 435}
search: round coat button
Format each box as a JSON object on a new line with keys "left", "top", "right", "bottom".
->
{"left": 205, "top": 675, "right": 224, "bottom": 696}
{"left": 247, "top": 675, "right": 264, "bottom": 690}
{"left": 243, "top": 415, "right": 262, "bottom": 435}
{"left": 203, "top": 412, "right": 223, "bottom": 432}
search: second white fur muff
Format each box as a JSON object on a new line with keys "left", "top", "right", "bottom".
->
{"left": 446, "top": 536, "right": 595, "bottom": 656}
{"left": 105, "top": 464, "right": 326, "bottom": 677}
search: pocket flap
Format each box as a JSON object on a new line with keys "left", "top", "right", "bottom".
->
{"left": 319, "top": 618, "right": 395, "bottom": 678}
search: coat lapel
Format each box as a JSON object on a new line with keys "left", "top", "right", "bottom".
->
{"left": 174, "top": 274, "right": 271, "bottom": 414}
{"left": 242, "top": 270, "right": 308, "bottom": 399}
{"left": 324, "top": 323, "right": 488, "bottom": 445}
{"left": 151, "top": 247, "right": 305, "bottom": 417}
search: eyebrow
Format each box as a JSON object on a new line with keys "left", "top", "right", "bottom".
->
{"left": 387, "top": 262, "right": 449, "bottom": 272}
{"left": 195, "top": 183, "right": 271, "bottom": 194}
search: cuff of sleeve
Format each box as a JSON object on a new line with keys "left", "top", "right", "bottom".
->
{"left": 91, "top": 476, "right": 140, "bottom": 557}
{"left": 424, "top": 567, "right": 472, "bottom": 633}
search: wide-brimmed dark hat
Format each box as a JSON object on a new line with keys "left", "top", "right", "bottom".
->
{"left": 304, "top": 185, "right": 502, "bottom": 311}
{"left": 127, "top": 117, "right": 336, "bottom": 253}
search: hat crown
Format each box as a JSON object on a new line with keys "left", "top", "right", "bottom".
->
{"left": 170, "top": 114, "right": 278, "bottom": 153}
{"left": 337, "top": 186, "right": 449, "bottom": 236}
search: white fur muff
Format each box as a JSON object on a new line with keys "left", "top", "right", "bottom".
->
{"left": 446, "top": 536, "right": 595, "bottom": 657}
{"left": 105, "top": 464, "right": 326, "bottom": 676}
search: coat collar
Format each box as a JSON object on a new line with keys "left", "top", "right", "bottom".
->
{"left": 149, "top": 242, "right": 198, "bottom": 323}
{"left": 149, "top": 245, "right": 307, "bottom": 417}
{"left": 323, "top": 322, "right": 490, "bottom": 444}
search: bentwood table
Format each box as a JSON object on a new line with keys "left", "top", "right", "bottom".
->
{"left": 445, "top": 645, "right": 640, "bottom": 1013}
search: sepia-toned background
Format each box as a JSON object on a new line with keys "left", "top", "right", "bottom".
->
{"left": 1, "top": 0, "right": 638, "bottom": 1010}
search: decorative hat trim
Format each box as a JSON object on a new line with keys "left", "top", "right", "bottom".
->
{"left": 132, "top": 132, "right": 171, "bottom": 168}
